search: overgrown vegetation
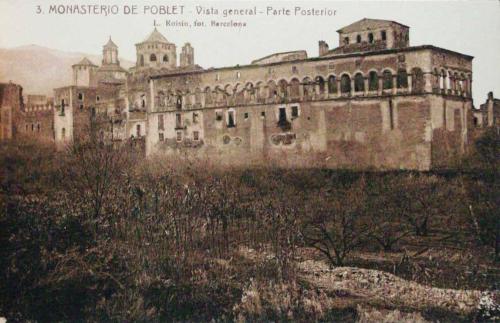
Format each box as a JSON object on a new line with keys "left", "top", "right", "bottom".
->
{"left": 0, "top": 129, "right": 498, "bottom": 321}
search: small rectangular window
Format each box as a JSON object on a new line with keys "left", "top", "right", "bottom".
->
{"left": 216, "top": 111, "right": 223, "bottom": 121}
{"left": 176, "top": 113, "right": 182, "bottom": 128}
{"left": 244, "top": 112, "right": 249, "bottom": 119}
{"left": 381, "top": 30, "right": 387, "bottom": 41}
{"left": 261, "top": 111, "right": 266, "bottom": 118}
{"left": 192, "top": 112, "right": 198, "bottom": 123}
{"left": 227, "top": 110, "right": 236, "bottom": 127}
{"left": 136, "top": 124, "right": 141, "bottom": 137}
{"left": 158, "top": 114, "right": 164, "bottom": 130}
{"left": 159, "top": 133, "right": 164, "bottom": 141}
{"left": 193, "top": 131, "right": 199, "bottom": 141}
{"left": 291, "top": 106, "right": 299, "bottom": 118}
{"left": 176, "top": 131, "right": 182, "bottom": 142}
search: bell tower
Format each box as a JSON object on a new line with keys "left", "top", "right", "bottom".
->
{"left": 102, "top": 37, "right": 119, "bottom": 66}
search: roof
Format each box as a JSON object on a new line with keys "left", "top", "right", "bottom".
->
{"left": 137, "top": 28, "right": 170, "bottom": 45}
{"left": 72, "top": 57, "right": 98, "bottom": 67}
{"left": 97, "top": 64, "right": 128, "bottom": 73}
{"left": 252, "top": 50, "right": 308, "bottom": 64}
{"left": 150, "top": 45, "right": 473, "bottom": 80}
{"left": 337, "top": 18, "right": 409, "bottom": 33}
{"left": 104, "top": 37, "right": 118, "bottom": 48}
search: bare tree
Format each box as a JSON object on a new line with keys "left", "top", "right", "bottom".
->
{"left": 301, "top": 178, "right": 370, "bottom": 266}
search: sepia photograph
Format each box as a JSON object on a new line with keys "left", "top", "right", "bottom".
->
{"left": 0, "top": 0, "right": 499, "bottom": 321}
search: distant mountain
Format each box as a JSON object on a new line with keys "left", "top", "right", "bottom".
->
{"left": 0, "top": 45, "right": 134, "bottom": 97}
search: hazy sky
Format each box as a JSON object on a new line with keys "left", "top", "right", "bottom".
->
{"left": 0, "top": 0, "right": 498, "bottom": 106}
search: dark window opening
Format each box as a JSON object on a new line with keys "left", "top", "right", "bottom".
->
{"left": 216, "top": 111, "right": 223, "bottom": 121}
{"left": 291, "top": 106, "right": 299, "bottom": 118}
{"left": 328, "top": 75, "right": 337, "bottom": 94}
{"left": 383, "top": 70, "right": 393, "bottom": 90}
{"left": 473, "top": 117, "right": 478, "bottom": 126}
{"left": 163, "top": 55, "right": 168, "bottom": 62}
{"left": 369, "top": 71, "right": 379, "bottom": 91}
{"left": 354, "top": 73, "right": 365, "bottom": 92}
{"left": 340, "top": 74, "right": 351, "bottom": 94}
{"left": 397, "top": 69, "right": 408, "bottom": 88}
{"left": 244, "top": 112, "right": 249, "bottom": 119}
{"left": 136, "top": 124, "right": 141, "bottom": 137}
{"left": 261, "top": 111, "right": 266, "bottom": 117}
{"left": 381, "top": 31, "right": 387, "bottom": 41}
{"left": 368, "top": 33, "right": 374, "bottom": 43}
{"left": 193, "top": 131, "right": 199, "bottom": 141}
{"left": 317, "top": 77, "right": 325, "bottom": 94}
{"left": 78, "top": 93, "right": 83, "bottom": 100}
{"left": 278, "top": 107, "right": 287, "bottom": 124}
{"left": 356, "top": 35, "right": 361, "bottom": 43}
{"left": 344, "top": 37, "right": 349, "bottom": 45}
{"left": 150, "top": 54, "right": 157, "bottom": 62}
{"left": 227, "top": 111, "right": 236, "bottom": 128}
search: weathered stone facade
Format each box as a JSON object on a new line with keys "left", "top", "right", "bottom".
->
{"left": 52, "top": 18, "right": 474, "bottom": 170}
{"left": 19, "top": 95, "right": 54, "bottom": 142}
{"left": 0, "top": 82, "right": 23, "bottom": 141}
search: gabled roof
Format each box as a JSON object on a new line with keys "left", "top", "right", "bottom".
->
{"left": 337, "top": 18, "right": 409, "bottom": 33}
{"left": 72, "top": 57, "right": 98, "bottom": 67}
{"left": 137, "top": 28, "right": 170, "bottom": 45}
{"left": 104, "top": 37, "right": 118, "bottom": 48}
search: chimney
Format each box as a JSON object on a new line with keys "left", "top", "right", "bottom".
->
{"left": 319, "top": 41, "right": 329, "bottom": 56}
{"left": 488, "top": 91, "right": 494, "bottom": 101}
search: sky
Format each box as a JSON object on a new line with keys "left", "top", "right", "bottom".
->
{"left": 0, "top": 0, "right": 498, "bottom": 106}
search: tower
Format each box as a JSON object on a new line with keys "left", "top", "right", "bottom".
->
{"left": 180, "top": 43, "right": 194, "bottom": 67}
{"left": 135, "top": 28, "right": 176, "bottom": 70}
{"left": 102, "top": 37, "right": 119, "bottom": 66}
{"left": 97, "top": 37, "right": 127, "bottom": 83}
{"left": 72, "top": 57, "right": 98, "bottom": 87}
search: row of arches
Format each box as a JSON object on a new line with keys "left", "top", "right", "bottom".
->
{"left": 154, "top": 68, "right": 429, "bottom": 109}
{"left": 433, "top": 68, "right": 471, "bottom": 95}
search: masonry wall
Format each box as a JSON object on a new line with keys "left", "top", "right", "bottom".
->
{"left": 0, "top": 83, "right": 23, "bottom": 141}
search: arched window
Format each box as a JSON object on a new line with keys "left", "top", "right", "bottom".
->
{"left": 139, "top": 55, "right": 144, "bottom": 66}
{"left": 354, "top": 73, "right": 364, "bottom": 92}
{"left": 369, "top": 71, "right": 379, "bottom": 91}
{"left": 204, "top": 87, "right": 212, "bottom": 104}
{"left": 290, "top": 78, "right": 300, "bottom": 98}
{"left": 412, "top": 68, "right": 424, "bottom": 93}
{"left": 328, "top": 75, "right": 337, "bottom": 94}
{"left": 356, "top": 35, "right": 362, "bottom": 43}
{"left": 150, "top": 54, "right": 157, "bottom": 62}
{"left": 302, "top": 77, "right": 313, "bottom": 99}
{"left": 278, "top": 79, "right": 288, "bottom": 98}
{"left": 316, "top": 76, "right": 325, "bottom": 94}
{"left": 382, "top": 70, "right": 393, "bottom": 90}
{"left": 163, "top": 55, "right": 168, "bottom": 62}
{"left": 368, "top": 33, "right": 374, "bottom": 43}
{"left": 340, "top": 74, "right": 351, "bottom": 94}
{"left": 381, "top": 31, "right": 387, "bottom": 41}
{"left": 267, "top": 81, "right": 277, "bottom": 99}
{"left": 397, "top": 69, "right": 408, "bottom": 88}
{"left": 141, "top": 95, "right": 146, "bottom": 108}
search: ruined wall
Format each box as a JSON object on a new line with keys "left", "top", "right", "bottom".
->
{"left": 0, "top": 83, "right": 23, "bottom": 141}
{"left": 21, "top": 97, "right": 54, "bottom": 142}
